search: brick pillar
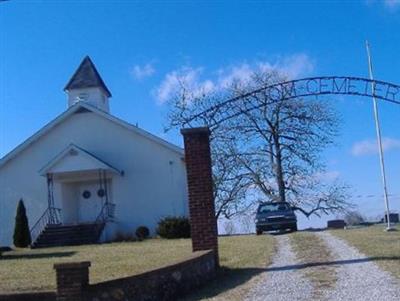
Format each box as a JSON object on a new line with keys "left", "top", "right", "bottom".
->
{"left": 181, "top": 127, "right": 219, "bottom": 266}
{"left": 53, "top": 261, "right": 91, "bottom": 301}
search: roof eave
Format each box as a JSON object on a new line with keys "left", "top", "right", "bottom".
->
{"left": 63, "top": 85, "right": 112, "bottom": 98}
{"left": 38, "top": 143, "right": 122, "bottom": 176}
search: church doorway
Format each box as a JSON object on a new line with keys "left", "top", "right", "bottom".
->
{"left": 59, "top": 175, "right": 112, "bottom": 225}
{"left": 78, "top": 180, "right": 106, "bottom": 223}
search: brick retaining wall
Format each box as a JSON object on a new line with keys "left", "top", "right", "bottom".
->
{"left": 85, "top": 250, "right": 216, "bottom": 301}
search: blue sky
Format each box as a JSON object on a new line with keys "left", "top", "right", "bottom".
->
{"left": 1, "top": 0, "right": 399, "bottom": 228}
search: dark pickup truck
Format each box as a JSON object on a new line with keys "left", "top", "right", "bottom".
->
{"left": 255, "top": 202, "right": 297, "bottom": 234}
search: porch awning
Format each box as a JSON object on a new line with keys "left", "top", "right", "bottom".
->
{"left": 38, "top": 143, "right": 123, "bottom": 176}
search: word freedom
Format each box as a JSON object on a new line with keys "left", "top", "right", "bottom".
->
{"left": 190, "top": 76, "right": 400, "bottom": 126}
{"left": 261, "top": 77, "right": 400, "bottom": 104}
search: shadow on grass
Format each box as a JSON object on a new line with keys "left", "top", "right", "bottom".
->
{"left": 0, "top": 251, "right": 76, "bottom": 260}
{"left": 265, "top": 256, "right": 400, "bottom": 272}
{"left": 179, "top": 267, "right": 265, "bottom": 301}
{"left": 180, "top": 255, "right": 400, "bottom": 300}
{"left": 268, "top": 229, "right": 325, "bottom": 236}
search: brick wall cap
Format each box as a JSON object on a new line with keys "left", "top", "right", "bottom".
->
{"left": 180, "top": 127, "right": 210, "bottom": 136}
{"left": 54, "top": 261, "right": 91, "bottom": 270}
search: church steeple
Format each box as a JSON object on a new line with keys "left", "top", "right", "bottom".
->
{"left": 64, "top": 56, "right": 112, "bottom": 112}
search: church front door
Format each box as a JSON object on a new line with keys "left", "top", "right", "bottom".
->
{"left": 78, "top": 181, "right": 103, "bottom": 223}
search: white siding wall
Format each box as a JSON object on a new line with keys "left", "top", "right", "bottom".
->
{"left": 0, "top": 111, "right": 188, "bottom": 246}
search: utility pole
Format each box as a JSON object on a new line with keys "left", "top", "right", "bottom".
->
{"left": 365, "top": 41, "right": 394, "bottom": 231}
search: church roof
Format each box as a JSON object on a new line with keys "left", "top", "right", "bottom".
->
{"left": 64, "top": 56, "right": 112, "bottom": 97}
{"left": 0, "top": 103, "right": 184, "bottom": 169}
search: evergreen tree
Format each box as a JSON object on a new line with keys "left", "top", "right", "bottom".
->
{"left": 13, "top": 199, "right": 31, "bottom": 247}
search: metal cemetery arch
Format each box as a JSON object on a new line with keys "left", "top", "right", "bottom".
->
{"left": 180, "top": 75, "right": 399, "bottom": 259}
{"left": 179, "top": 75, "right": 399, "bottom": 232}
{"left": 186, "top": 76, "right": 400, "bottom": 126}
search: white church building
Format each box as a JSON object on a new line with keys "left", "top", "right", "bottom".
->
{"left": 0, "top": 57, "right": 188, "bottom": 247}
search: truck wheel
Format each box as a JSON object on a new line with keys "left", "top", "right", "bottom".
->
{"left": 291, "top": 225, "right": 298, "bottom": 232}
{"left": 256, "top": 229, "right": 263, "bottom": 235}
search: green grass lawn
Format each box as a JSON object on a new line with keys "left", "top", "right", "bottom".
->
{"left": 0, "top": 235, "right": 275, "bottom": 297}
{"left": 330, "top": 224, "right": 400, "bottom": 279}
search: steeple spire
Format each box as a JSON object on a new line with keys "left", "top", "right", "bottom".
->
{"left": 64, "top": 56, "right": 112, "bottom": 112}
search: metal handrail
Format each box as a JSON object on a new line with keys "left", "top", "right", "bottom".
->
{"left": 30, "top": 202, "right": 114, "bottom": 245}
{"left": 93, "top": 202, "right": 115, "bottom": 240}
{"left": 95, "top": 202, "right": 115, "bottom": 225}
{"left": 30, "top": 207, "right": 62, "bottom": 244}
{"left": 107, "top": 203, "right": 116, "bottom": 219}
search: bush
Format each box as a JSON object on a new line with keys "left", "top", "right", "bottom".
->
{"left": 13, "top": 199, "right": 31, "bottom": 248}
{"left": 156, "top": 216, "right": 191, "bottom": 239}
{"left": 135, "top": 226, "right": 150, "bottom": 240}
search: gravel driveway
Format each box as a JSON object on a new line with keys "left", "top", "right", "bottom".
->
{"left": 245, "top": 231, "right": 400, "bottom": 301}
{"left": 317, "top": 231, "right": 400, "bottom": 301}
{"left": 245, "top": 235, "right": 313, "bottom": 301}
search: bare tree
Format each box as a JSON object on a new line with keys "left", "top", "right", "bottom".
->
{"left": 212, "top": 143, "right": 252, "bottom": 219}
{"left": 165, "top": 69, "right": 352, "bottom": 219}
{"left": 223, "top": 220, "right": 236, "bottom": 235}
{"left": 343, "top": 210, "right": 365, "bottom": 226}
{"left": 240, "top": 213, "right": 255, "bottom": 234}
{"left": 165, "top": 78, "right": 256, "bottom": 219}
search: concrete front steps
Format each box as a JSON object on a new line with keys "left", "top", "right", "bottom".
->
{"left": 31, "top": 223, "right": 105, "bottom": 248}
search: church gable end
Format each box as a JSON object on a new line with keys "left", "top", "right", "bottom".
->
{"left": 0, "top": 103, "right": 183, "bottom": 171}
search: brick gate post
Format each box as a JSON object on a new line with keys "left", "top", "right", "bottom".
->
{"left": 181, "top": 127, "right": 219, "bottom": 266}
{"left": 53, "top": 261, "right": 91, "bottom": 301}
